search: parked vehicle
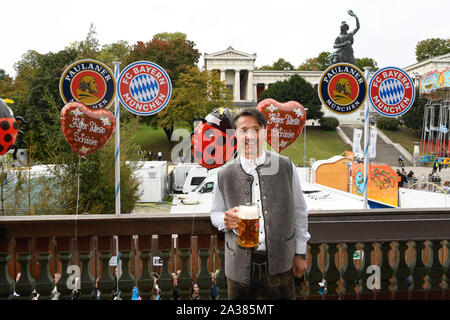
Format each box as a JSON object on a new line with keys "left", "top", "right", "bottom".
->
{"left": 173, "top": 163, "right": 201, "bottom": 193}
{"left": 182, "top": 166, "right": 208, "bottom": 194}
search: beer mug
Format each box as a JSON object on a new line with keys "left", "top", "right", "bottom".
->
{"left": 235, "top": 204, "right": 259, "bottom": 248}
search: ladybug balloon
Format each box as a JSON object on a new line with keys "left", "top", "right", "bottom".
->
{"left": 0, "top": 98, "right": 27, "bottom": 158}
{"left": 192, "top": 108, "right": 237, "bottom": 169}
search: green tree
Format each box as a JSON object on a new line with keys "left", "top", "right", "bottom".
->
{"left": 98, "top": 40, "right": 131, "bottom": 69}
{"left": 256, "top": 58, "right": 294, "bottom": 71}
{"left": 153, "top": 32, "right": 187, "bottom": 41}
{"left": 126, "top": 33, "right": 201, "bottom": 142}
{"left": 355, "top": 57, "right": 378, "bottom": 71}
{"left": 0, "top": 69, "right": 15, "bottom": 99}
{"left": 156, "top": 66, "right": 233, "bottom": 145}
{"left": 12, "top": 48, "right": 78, "bottom": 158}
{"left": 400, "top": 87, "right": 427, "bottom": 135}
{"left": 297, "top": 52, "right": 330, "bottom": 71}
{"left": 127, "top": 36, "right": 200, "bottom": 83}
{"left": 68, "top": 23, "right": 101, "bottom": 60}
{"left": 416, "top": 38, "right": 450, "bottom": 62}
{"left": 258, "top": 74, "right": 323, "bottom": 120}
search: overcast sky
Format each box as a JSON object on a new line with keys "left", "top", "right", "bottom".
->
{"left": 1, "top": 0, "right": 449, "bottom": 77}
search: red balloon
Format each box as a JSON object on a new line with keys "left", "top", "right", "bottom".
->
{"left": 60, "top": 102, "right": 116, "bottom": 156}
{"left": 191, "top": 121, "right": 237, "bottom": 169}
{"left": 256, "top": 98, "right": 306, "bottom": 152}
{"left": 0, "top": 99, "right": 19, "bottom": 156}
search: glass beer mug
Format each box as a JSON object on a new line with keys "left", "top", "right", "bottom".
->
{"left": 235, "top": 203, "right": 260, "bottom": 248}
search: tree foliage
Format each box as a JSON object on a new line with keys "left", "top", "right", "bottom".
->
{"left": 297, "top": 52, "right": 330, "bottom": 71}
{"left": 355, "top": 57, "right": 378, "bottom": 71}
{"left": 256, "top": 58, "right": 294, "bottom": 71}
{"left": 127, "top": 36, "right": 200, "bottom": 83}
{"left": 400, "top": 88, "right": 428, "bottom": 134}
{"left": 126, "top": 33, "right": 201, "bottom": 142}
{"left": 156, "top": 66, "right": 233, "bottom": 145}
{"left": 3, "top": 25, "right": 141, "bottom": 214}
{"left": 0, "top": 69, "right": 15, "bottom": 99}
{"left": 258, "top": 74, "right": 323, "bottom": 120}
{"left": 416, "top": 38, "right": 450, "bottom": 62}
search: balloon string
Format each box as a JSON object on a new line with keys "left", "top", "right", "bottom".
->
{"left": 75, "top": 156, "right": 81, "bottom": 253}
{"left": 76, "top": 156, "right": 81, "bottom": 216}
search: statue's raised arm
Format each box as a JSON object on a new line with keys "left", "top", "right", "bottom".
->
{"left": 347, "top": 10, "right": 359, "bottom": 36}
{"left": 329, "top": 9, "right": 359, "bottom": 65}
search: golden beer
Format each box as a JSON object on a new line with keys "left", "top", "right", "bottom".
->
{"left": 237, "top": 205, "right": 259, "bottom": 248}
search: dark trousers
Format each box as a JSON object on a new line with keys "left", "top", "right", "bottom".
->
{"left": 227, "top": 253, "right": 296, "bottom": 300}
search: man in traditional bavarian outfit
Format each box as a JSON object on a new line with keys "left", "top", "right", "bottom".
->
{"left": 211, "top": 108, "right": 310, "bottom": 300}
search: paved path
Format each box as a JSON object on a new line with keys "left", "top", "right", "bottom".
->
{"left": 340, "top": 125, "right": 412, "bottom": 167}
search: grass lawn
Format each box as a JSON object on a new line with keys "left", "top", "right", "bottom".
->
{"left": 280, "top": 127, "right": 352, "bottom": 166}
{"left": 378, "top": 126, "right": 421, "bottom": 155}
{"left": 130, "top": 125, "right": 175, "bottom": 160}
{"left": 132, "top": 125, "right": 352, "bottom": 166}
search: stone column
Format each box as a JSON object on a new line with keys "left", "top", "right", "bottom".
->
{"left": 220, "top": 69, "right": 225, "bottom": 82}
{"left": 246, "top": 70, "right": 254, "bottom": 102}
{"left": 253, "top": 84, "right": 257, "bottom": 102}
{"left": 264, "top": 83, "right": 268, "bottom": 91}
{"left": 234, "top": 69, "right": 240, "bottom": 101}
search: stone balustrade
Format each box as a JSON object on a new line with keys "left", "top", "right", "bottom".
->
{"left": 0, "top": 209, "right": 449, "bottom": 300}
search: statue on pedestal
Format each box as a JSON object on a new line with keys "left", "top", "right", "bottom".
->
{"left": 329, "top": 10, "right": 360, "bottom": 65}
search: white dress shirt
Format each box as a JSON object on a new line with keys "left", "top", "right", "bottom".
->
{"left": 210, "top": 150, "right": 311, "bottom": 254}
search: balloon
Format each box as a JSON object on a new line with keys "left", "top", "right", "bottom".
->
{"left": 61, "top": 102, "right": 115, "bottom": 156}
{"left": 0, "top": 98, "right": 28, "bottom": 158}
{"left": 256, "top": 98, "right": 306, "bottom": 152}
{"left": 191, "top": 108, "right": 237, "bottom": 169}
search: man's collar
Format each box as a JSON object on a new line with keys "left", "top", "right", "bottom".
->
{"left": 240, "top": 150, "right": 266, "bottom": 169}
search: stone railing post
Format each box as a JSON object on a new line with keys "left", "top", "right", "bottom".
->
{"left": 77, "top": 236, "right": 94, "bottom": 300}
{"left": 178, "top": 234, "right": 193, "bottom": 299}
{"left": 196, "top": 234, "right": 212, "bottom": 300}
{"left": 137, "top": 235, "right": 153, "bottom": 300}
{"left": 35, "top": 237, "right": 53, "bottom": 300}
{"left": 305, "top": 244, "right": 322, "bottom": 299}
{"left": 14, "top": 238, "right": 34, "bottom": 300}
{"left": 118, "top": 235, "right": 135, "bottom": 299}
{"left": 97, "top": 236, "right": 114, "bottom": 300}
{"left": 55, "top": 237, "right": 73, "bottom": 300}
{"left": 410, "top": 241, "right": 427, "bottom": 299}
{"left": 0, "top": 238, "right": 13, "bottom": 299}
{"left": 342, "top": 242, "right": 359, "bottom": 299}
{"left": 157, "top": 234, "right": 173, "bottom": 300}
{"left": 215, "top": 234, "right": 227, "bottom": 300}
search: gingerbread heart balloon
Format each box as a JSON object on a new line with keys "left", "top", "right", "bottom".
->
{"left": 256, "top": 98, "right": 306, "bottom": 152}
{"left": 61, "top": 102, "right": 116, "bottom": 156}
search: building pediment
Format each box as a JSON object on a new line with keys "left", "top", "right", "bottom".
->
{"left": 204, "top": 46, "right": 256, "bottom": 60}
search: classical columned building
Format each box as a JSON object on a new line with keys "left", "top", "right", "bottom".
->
{"left": 204, "top": 47, "right": 450, "bottom": 124}
{"left": 204, "top": 46, "right": 324, "bottom": 106}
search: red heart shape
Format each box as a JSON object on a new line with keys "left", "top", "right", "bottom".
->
{"left": 256, "top": 98, "right": 306, "bottom": 152}
{"left": 61, "top": 102, "right": 116, "bottom": 156}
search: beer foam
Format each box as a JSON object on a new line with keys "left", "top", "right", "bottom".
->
{"left": 238, "top": 205, "right": 259, "bottom": 219}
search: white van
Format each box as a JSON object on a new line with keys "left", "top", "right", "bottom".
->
{"left": 173, "top": 163, "right": 201, "bottom": 192}
{"left": 170, "top": 168, "right": 218, "bottom": 214}
{"left": 182, "top": 166, "right": 208, "bottom": 194}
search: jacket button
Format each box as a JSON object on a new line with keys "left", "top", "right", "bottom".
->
{"left": 244, "top": 279, "right": 249, "bottom": 283}
{"left": 247, "top": 177, "right": 251, "bottom": 181}
{"left": 247, "top": 250, "right": 251, "bottom": 254}
{"left": 245, "top": 266, "right": 250, "bottom": 269}
{"left": 246, "top": 191, "right": 250, "bottom": 195}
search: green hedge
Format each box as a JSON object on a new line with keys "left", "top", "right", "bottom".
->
{"left": 376, "top": 117, "right": 400, "bottom": 130}
{"left": 320, "top": 117, "right": 339, "bottom": 131}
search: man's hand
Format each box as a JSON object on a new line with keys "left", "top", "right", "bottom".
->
{"left": 292, "top": 256, "right": 308, "bottom": 278}
{"left": 224, "top": 207, "right": 239, "bottom": 230}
